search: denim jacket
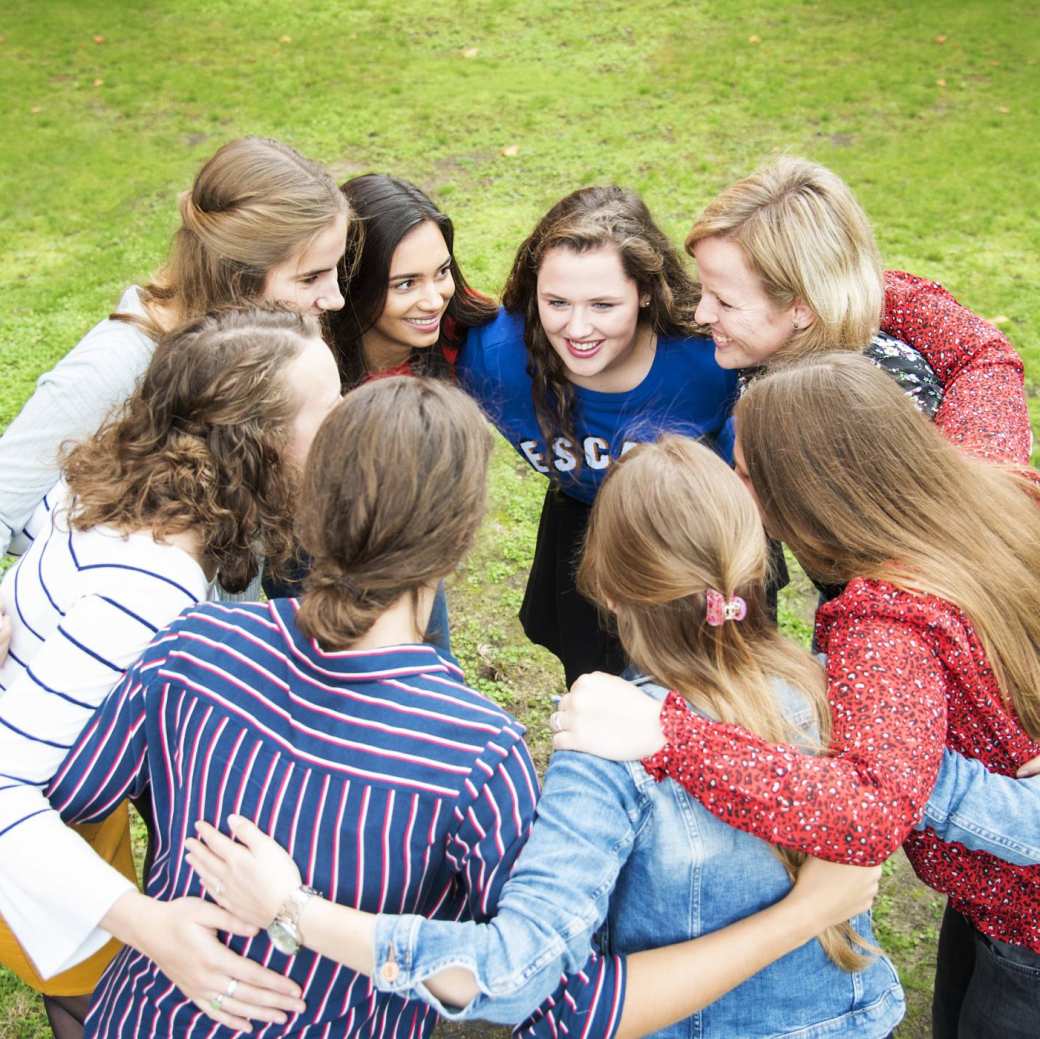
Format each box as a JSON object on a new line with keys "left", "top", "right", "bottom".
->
{"left": 373, "top": 678, "right": 905, "bottom": 1038}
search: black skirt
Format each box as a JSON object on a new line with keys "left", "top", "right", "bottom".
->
{"left": 519, "top": 487, "right": 628, "bottom": 688}
{"left": 519, "top": 485, "right": 790, "bottom": 688}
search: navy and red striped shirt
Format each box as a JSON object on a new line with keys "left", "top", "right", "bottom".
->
{"left": 47, "top": 598, "right": 625, "bottom": 1038}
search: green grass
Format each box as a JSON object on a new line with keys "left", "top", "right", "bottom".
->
{"left": 2, "top": 1, "right": 1039, "bottom": 1035}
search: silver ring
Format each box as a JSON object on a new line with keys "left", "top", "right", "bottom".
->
{"left": 549, "top": 712, "right": 562, "bottom": 733}
{"left": 224, "top": 978, "right": 238, "bottom": 999}
{"left": 211, "top": 993, "right": 225, "bottom": 1013}
{"left": 212, "top": 882, "right": 223, "bottom": 899}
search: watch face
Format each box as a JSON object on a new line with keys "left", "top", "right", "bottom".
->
{"left": 268, "top": 918, "right": 300, "bottom": 955}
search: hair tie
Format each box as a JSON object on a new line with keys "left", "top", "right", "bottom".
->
{"left": 705, "top": 588, "right": 747, "bottom": 626}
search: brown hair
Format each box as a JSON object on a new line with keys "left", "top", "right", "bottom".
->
{"left": 295, "top": 377, "right": 492, "bottom": 648}
{"left": 502, "top": 186, "right": 700, "bottom": 460}
{"left": 687, "top": 157, "right": 883, "bottom": 359}
{"left": 123, "top": 137, "right": 349, "bottom": 335}
{"left": 737, "top": 352, "right": 1040, "bottom": 739}
{"left": 63, "top": 307, "right": 322, "bottom": 591}
{"left": 579, "top": 434, "right": 875, "bottom": 971}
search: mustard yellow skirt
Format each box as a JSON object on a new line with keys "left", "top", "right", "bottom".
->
{"left": 0, "top": 804, "right": 136, "bottom": 996}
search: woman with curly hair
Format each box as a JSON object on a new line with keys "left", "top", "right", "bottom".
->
{"left": 0, "top": 136, "right": 350, "bottom": 580}
{"left": 0, "top": 307, "right": 339, "bottom": 1038}
{"left": 459, "top": 185, "right": 738, "bottom": 684}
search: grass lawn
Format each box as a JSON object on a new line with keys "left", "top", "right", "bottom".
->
{"left": 1, "top": 1, "right": 1038, "bottom": 1035}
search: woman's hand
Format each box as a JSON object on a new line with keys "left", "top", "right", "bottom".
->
{"left": 185, "top": 816, "right": 302, "bottom": 931}
{"left": 1017, "top": 753, "right": 1040, "bottom": 778}
{"left": 0, "top": 605, "right": 11, "bottom": 666}
{"left": 550, "top": 672, "right": 666, "bottom": 760}
{"left": 103, "top": 890, "right": 306, "bottom": 1033}
{"left": 785, "top": 856, "right": 882, "bottom": 930}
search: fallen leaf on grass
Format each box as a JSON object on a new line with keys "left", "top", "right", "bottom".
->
{"left": 500, "top": 144, "right": 519, "bottom": 157}
{"left": 93, "top": 34, "right": 105, "bottom": 44}
{"left": 996, "top": 105, "right": 1010, "bottom": 114}
{"left": 986, "top": 315, "right": 1010, "bottom": 326}
{"left": 93, "top": 77, "right": 104, "bottom": 86}
{"left": 461, "top": 47, "right": 479, "bottom": 58}
{"left": 279, "top": 34, "right": 292, "bottom": 43}
{"left": 30, "top": 105, "right": 42, "bottom": 113}
{"left": 748, "top": 34, "right": 761, "bottom": 44}
{"left": 936, "top": 78, "right": 946, "bottom": 87}
{"left": 934, "top": 34, "right": 946, "bottom": 44}
{"left": 0, "top": 35, "right": 6, "bottom": 44}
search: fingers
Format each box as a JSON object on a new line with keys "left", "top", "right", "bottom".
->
{"left": 1017, "top": 753, "right": 1040, "bottom": 778}
{"left": 193, "top": 996, "right": 254, "bottom": 1034}
{"left": 211, "top": 946, "right": 304, "bottom": 1002}
{"left": 178, "top": 893, "right": 259, "bottom": 938}
{"left": 195, "top": 819, "right": 241, "bottom": 857}
{"left": 227, "top": 813, "right": 266, "bottom": 849}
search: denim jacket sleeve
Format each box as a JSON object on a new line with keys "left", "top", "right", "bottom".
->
{"left": 371, "top": 748, "right": 641, "bottom": 1031}
{"left": 917, "top": 748, "right": 1040, "bottom": 866}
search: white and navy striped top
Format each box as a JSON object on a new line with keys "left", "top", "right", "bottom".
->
{"left": 47, "top": 598, "right": 626, "bottom": 1039}
{"left": 0, "top": 481, "right": 212, "bottom": 978}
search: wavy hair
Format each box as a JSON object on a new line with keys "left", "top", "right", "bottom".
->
{"left": 687, "top": 157, "right": 883, "bottom": 359}
{"left": 579, "top": 434, "right": 877, "bottom": 971}
{"left": 63, "top": 307, "right": 322, "bottom": 591}
{"left": 119, "top": 137, "right": 349, "bottom": 336}
{"left": 737, "top": 352, "right": 1040, "bottom": 740}
{"left": 296, "top": 377, "right": 492, "bottom": 647}
{"left": 329, "top": 174, "right": 497, "bottom": 388}
{"left": 502, "top": 186, "right": 700, "bottom": 460}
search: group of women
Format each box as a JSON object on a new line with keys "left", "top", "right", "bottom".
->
{"left": 0, "top": 134, "right": 1036, "bottom": 1039}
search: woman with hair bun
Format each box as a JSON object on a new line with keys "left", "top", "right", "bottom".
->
{"left": 0, "top": 307, "right": 340, "bottom": 1037}
{"left": 0, "top": 136, "right": 351, "bottom": 571}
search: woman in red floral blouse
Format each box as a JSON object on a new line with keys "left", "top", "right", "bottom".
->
{"left": 554, "top": 353, "right": 1040, "bottom": 1038}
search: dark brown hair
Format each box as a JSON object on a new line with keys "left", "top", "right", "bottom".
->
{"left": 329, "top": 174, "right": 497, "bottom": 388}
{"left": 296, "top": 377, "right": 493, "bottom": 648}
{"left": 502, "top": 185, "right": 700, "bottom": 459}
{"left": 63, "top": 307, "right": 322, "bottom": 591}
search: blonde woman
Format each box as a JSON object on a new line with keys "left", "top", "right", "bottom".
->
{"left": 688, "top": 156, "right": 1031, "bottom": 464}
{"left": 557, "top": 354, "right": 1040, "bottom": 1038}
{"left": 0, "top": 308, "right": 340, "bottom": 1036}
{"left": 0, "top": 136, "right": 350, "bottom": 562}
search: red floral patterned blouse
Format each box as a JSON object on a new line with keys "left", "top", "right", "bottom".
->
{"left": 644, "top": 579, "right": 1040, "bottom": 950}
{"left": 881, "top": 270, "right": 1032, "bottom": 464}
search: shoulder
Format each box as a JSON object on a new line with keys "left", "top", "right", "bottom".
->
{"left": 459, "top": 309, "right": 525, "bottom": 370}
{"left": 653, "top": 333, "right": 737, "bottom": 390}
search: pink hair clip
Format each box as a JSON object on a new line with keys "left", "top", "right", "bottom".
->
{"left": 705, "top": 589, "right": 748, "bottom": 626}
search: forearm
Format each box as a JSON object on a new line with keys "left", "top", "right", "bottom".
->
{"left": 617, "top": 891, "right": 822, "bottom": 1039}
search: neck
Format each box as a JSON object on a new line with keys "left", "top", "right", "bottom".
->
{"left": 345, "top": 583, "right": 437, "bottom": 651}
{"left": 361, "top": 329, "right": 413, "bottom": 374}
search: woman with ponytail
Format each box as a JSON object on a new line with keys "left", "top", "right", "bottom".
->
{"left": 0, "top": 307, "right": 339, "bottom": 1037}
{"left": 0, "top": 137, "right": 350, "bottom": 575}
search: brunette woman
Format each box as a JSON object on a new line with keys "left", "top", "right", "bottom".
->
{"left": 0, "top": 137, "right": 350, "bottom": 579}
{"left": 0, "top": 308, "right": 339, "bottom": 1036}
{"left": 459, "top": 185, "right": 737, "bottom": 684}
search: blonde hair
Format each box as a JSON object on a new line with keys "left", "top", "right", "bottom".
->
{"left": 737, "top": 352, "right": 1040, "bottom": 740}
{"left": 126, "top": 137, "right": 349, "bottom": 334}
{"left": 296, "top": 377, "right": 493, "bottom": 648}
{"left": 578, "top": 435, "right": 876, "bottom": 971}
{"left": 687, "top": 157, "right": 883, "bottom": 358}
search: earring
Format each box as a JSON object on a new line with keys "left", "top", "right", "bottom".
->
{"left": 639, "top": 298, "right": 650, "bottom": 308}
{"left": 792, "top": 319, "right": 802, "bottom": 331}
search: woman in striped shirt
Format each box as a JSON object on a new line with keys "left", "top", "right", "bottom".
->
{"left": 0, "top": 307, "right": 340, "bottom": 1037}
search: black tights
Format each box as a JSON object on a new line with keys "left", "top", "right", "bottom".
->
{"left": 43, "top": 993, "right": 90, "bottom": 1039}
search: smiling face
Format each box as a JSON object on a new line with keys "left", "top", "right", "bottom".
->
{"left": 262, "top": 212, "right": 348, "bottom": 316}
{"left": 361, "top": 220, "right": 456, "bottom": 371}
{"left": 282, "top": 334, "right": 344, "bottom": 471}
{"left": 692, "top": 236, "right": 809, "bottom": 370}
{"left": 536, "top": 244, "right": 653, "bottom": 391}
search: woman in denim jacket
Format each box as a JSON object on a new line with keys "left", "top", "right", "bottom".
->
{"left": 194, "top": 435, "right": 904, "bottom": 1038}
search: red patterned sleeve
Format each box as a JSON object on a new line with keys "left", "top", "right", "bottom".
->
{"left": 881, "top": 270, "right": 1032, "bottom": 464}
{"left": 642, "top": 617, "right": 949, "bottom": 865}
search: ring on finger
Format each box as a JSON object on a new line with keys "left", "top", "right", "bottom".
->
{"left": 549, "top": 711, "right": 562, "bottom": 733}
{"left": 210, "top": 993, "right": 225, "bottom": 1013}
{"left": 212, "top": 882, "right": 223, "bottom": 899}
{"left": 224, "top": 978, "right": 238, "bottom": 999}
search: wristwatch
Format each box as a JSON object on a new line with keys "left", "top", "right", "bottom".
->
{"left": 267, "top": 884, "right": 319, "bottom": 955}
